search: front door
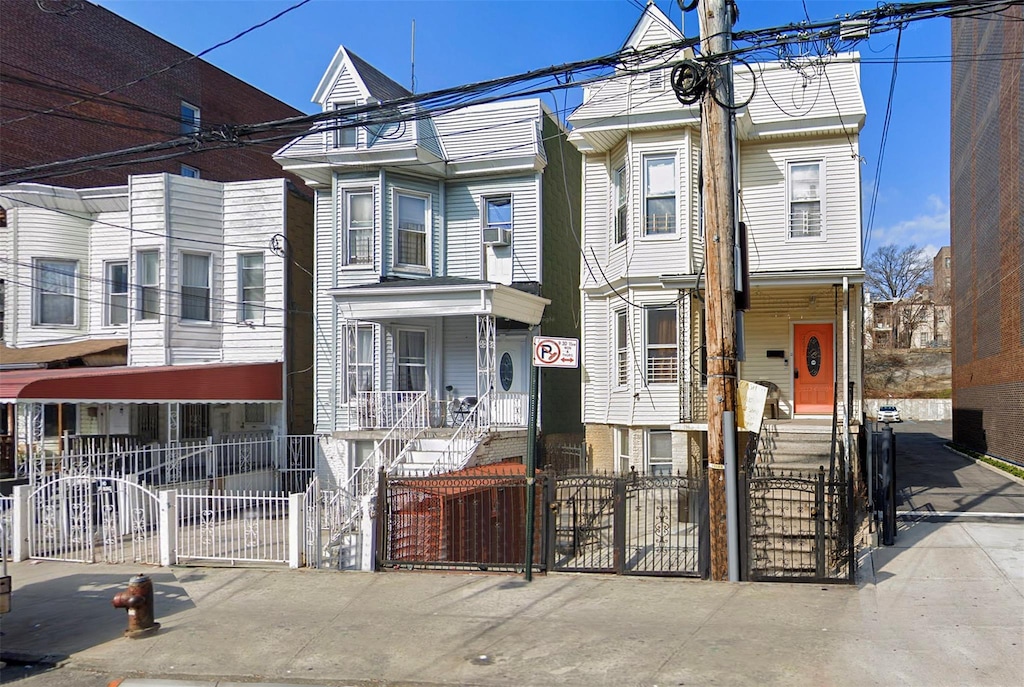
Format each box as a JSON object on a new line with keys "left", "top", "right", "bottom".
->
{"left": 494, "top": 336, "right": 528, "bottom": 425}
{"left": 793, "top": 323, "right": 834, "bottom": 414}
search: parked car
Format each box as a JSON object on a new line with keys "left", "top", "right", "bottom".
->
{"left": 877, "top": 405, "right": 902, "bottom": 423}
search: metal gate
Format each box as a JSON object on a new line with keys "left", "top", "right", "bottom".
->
{"left": 741, "top": 466, "right": 854, "bottom": 583}
{"left": 548, "top": 473, "right": 708, "bottom": 577}
{"left": 28, "top": 475, "right": 160, "bottom": 564}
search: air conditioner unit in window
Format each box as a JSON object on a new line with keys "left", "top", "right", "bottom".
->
{"left": 482, "top": 227, "right": 512, "bottom": 246}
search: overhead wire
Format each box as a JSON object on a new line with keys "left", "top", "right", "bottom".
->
{"left": 864, "top": 26, "right": 905, "bottom": 257}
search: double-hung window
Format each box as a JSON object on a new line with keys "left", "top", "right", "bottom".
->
{"left": 34, "top": 259, "right": 77, "bottom": 325}
{"left": 646, "top": 306, "right": 677, "bottom": 383}
{"left": 137, "top": 251, "right": 159, "bottom": 320}
{"left": 647, "top": 430, "right": 673, "bottom": 476}
{"left": 643, "top": 155, "right": 676, "bottom": 235}
{"left": 788, "top": 161, "right": 823, "bottom": 238}
{"left": 614, "top": 164, "right": 628, "bottom": 244}
{"left": 181, "top": 253, "right": 211, "bottom": 322}
{"left": 396, "top": 193, "right": 427, "bottom": 269}
{"left": 180, "top": 101, "right": 200, "bottom": 134}
{"left": 616, "top": 427, "right": 631, "bottom": 475}
{"left": 483, "top": 195, "right": 512, "bottom": 245}
{"left": 396, "top": 329, "right": 426, "bottom": 391}
{"left": 106, "top": 261, "right": 128, "bottom": 325}
{"left": 332, "top": 101, "right": 357, "bottom": 148}
{"left": 238, "top": 252, "right": 265, "bottom": 322}
{"left": 345, "top": 190, "right": 374, "bottom": 265}
{"left": 615, "top": 309, "right": 629, "bottom": 386}
{"left": 345, "top": 323, "right": 375, "bottom": 400}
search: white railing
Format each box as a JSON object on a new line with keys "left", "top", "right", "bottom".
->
{"left": 431, "top": 389, "right": 493, "bottom": 475}
{"left": 490, "top": 391, "right": 529, "bottom": 427}
{"left": 354, "top": 391, "right": 430, "bottom": 429}
{"left": 176, "top": 488, "right": 291, "bottom": 564}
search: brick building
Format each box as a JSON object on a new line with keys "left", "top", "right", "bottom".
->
{"left": 933, "top": 246, "right": 951, "bottom": 305}
{"left": 0, "top": 0, "right": 307, "bottom": 189}
{"left": 950, "top": 7, "right": 1023, "bottom": 463}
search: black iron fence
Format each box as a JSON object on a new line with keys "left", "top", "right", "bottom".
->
{"left": 376, "top": 470, "right": 708, "bottom": 578}
{"left": 740, "top": 466, "right": 855, "bottom": 583}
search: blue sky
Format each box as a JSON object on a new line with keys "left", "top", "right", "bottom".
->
{"left": 96, "top": 0, "right": 952, "bottom": 258}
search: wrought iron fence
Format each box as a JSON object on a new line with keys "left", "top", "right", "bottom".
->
{"left": 176, "top": 489, "right": 290, "bottom": 564}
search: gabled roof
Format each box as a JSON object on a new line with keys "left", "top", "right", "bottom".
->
{"left": 621, "top": 0, "right": 683, "bottom": 51}
{"left": 312, "top": 45, "right": 411, "bottom": 105}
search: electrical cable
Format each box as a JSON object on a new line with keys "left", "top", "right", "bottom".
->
{"left": 864, "top": 26, "right": 904, "bottom": 257}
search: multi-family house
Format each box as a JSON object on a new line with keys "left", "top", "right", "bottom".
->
{"left": 0, "top": 174, "right": 313, "bottom": 478}
{"left": 567, "top": 4, "right": 866, "bottom": 477}
{"left": 273, "top": 46, "right": 581, "bottom": 565}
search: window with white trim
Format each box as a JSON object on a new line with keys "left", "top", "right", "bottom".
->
{"left": 396, "top": 329, "right": 427, "bottom": 391}
{"left": 180, "top": 101, "right": 200, "bottom": 134}
{"left": 615, "top": 309, "right": 629, "bottom": 386}
{"left": 616, "top": 427, "right": 631, "bottom": 475}
{"left": 238, "top": 252, "right": 265, "bottom": 322}
{"left": 647, "top": 430, "right": 673, "bottom": 476}
{"left": 788, "top": 161, "right": 823, "bottom": 238}
{"left": 344, "top": 190, "right": 374, "bottom": 266}
{"left": 137, "top": 251, "right": 159, "bottom": 320}
{"left": 646, "top": 306, "right": 677, "bottom": 383}
{"left": 345, "top": 323, "right": 375, "bottom": 400}
{"left": 614, "top": 164, "right": 628, "bottom": 244}
{"left": 332, "top": 101, "right": 357, "bottom": 148}
{"left": 106, "top": 261, "right": 128, "bottom": 325}
{"left": 643, "top": 154, "right": 676, "bottom": 235}
{"left": 34, "top": 259, "right": 77, "bottom": 326}
{"left": 483, "top": 195, "right": 512, "bottom": 244}
{"left": 180, "top": 252, "right": 211, "bottom": 322}
{"left": 395, "top": 193, "right": 428, "bottom": 269}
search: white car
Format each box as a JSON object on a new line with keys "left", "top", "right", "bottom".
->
{"left": 877, "top": 405, "right": 901, "bottom": 423}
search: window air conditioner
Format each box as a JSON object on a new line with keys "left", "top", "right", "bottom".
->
{"left": 482, "top": 227, "right": 512, "bottom": 246}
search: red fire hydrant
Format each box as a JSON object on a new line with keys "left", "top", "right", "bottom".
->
{"left": 111, "top": 574, "right": 160, "bottom": 638}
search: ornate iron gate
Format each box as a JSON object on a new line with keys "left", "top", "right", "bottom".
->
{"left": 548, "top": 473, "right": 708, "bottom": 577}
{"left": 741, "top": 466, "right": 854, "bottom": 583}
{"left": 28, "top": 475, "right": 160, "bottom": 564}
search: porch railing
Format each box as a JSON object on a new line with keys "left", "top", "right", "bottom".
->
{"left": 490, "top": 391, "right": 529, "bottom": 427}
{"left": 353, "top": 391, "right": 431, "bottom": 430}
{"left": 431, "top": 388, "right": 493, "bottom": 475}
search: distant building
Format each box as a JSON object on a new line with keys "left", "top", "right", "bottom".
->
{"left": 950, "top": 7, "right": 1023, "bottom": 463}
{"left": 933, "top": 246, "right": 951, "bottom": 305}
{"left": 865, "top": 248, "right": 951, "bottom": 350}
{"left": 0, "top": 0, "right": 307, "bottom": 189}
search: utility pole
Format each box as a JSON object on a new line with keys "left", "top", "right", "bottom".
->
{"left": 698, "top": 0, "right": 739, "bottom": 581}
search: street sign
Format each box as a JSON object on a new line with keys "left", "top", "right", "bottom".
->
{"left": 532, "top": 336, "right": 579, "bottom": 368}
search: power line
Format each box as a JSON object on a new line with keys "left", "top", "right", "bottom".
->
{"left": 864, "top": 27, "right": 905, "bottom": 257}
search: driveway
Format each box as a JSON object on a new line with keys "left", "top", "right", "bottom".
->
{"left": 892, "top": 419, "right": 1024, "bottom": 514}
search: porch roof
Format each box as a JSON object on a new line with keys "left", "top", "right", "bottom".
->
{"left": 330, "top": 277, "right": 550, "bottom": 325}
{"left": 0, "top": 362, "right": 282, "bottom": 404}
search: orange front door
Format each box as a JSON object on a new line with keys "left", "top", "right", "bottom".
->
{"left": 793, "top": 323, "right": 834, "bottom": 414}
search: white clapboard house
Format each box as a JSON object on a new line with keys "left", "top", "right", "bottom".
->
{"left": 273, "top": 45, "right": 581, "bottom": 565}
{"left": 0, "top": 174, "right": 314, "bottom": 483}
{"left": 567, "top": 4, "right": 866, "bottom": 476}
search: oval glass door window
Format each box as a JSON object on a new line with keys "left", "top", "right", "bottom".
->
{"left": 499, "top": 352, "right": 514, "bottom": 390}
{"left": 806, "top": 336, "right": 821, "bottom": 377}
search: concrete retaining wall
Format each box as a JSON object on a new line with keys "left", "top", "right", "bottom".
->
{"left": 864, "top": 398, "right": 952, "bottom": 421}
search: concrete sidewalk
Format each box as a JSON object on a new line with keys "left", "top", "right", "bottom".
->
{"left": 2, "top": 518, "right": 1021, "bottom": 687}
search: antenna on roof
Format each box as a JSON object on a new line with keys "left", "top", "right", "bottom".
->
{"left": 410, "top": 19, "right": 416, "bottom": 93}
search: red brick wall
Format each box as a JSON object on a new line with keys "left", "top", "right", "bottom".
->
{"left": 1, "top": 0, "right": 308, "bottom": 191}
{"left": 950, "top": 9, "right": 1024, "bottom": 463}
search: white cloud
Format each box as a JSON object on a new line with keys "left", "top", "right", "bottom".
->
{"left": 870, "top": 193, "right": 950, "bottom": 251}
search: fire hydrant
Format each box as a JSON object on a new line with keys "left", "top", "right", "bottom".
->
{"left": 111, "top": 574, "right": 160, "bottom": 638}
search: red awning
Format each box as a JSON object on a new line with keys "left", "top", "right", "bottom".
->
{"left": 0, "top": 362, "right": 282, "bottom": 403}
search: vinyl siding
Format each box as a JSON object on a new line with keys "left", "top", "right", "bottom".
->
{"left": 739, "top": 58, "right": 865, "bottom": 130}
{"left": 434, "top": 100, "right": 543, "bottom": 164}
{"left": 9, "top": 207, "right": 91, "bottom": 346}
{"left": 384, "top": 172, "right": 440, "bottom": 277}
{"left": 314, "top": 188, "right": 336, "bottom": 431}
{"left": 127, "top": 175, "right": 171, "bottom": 366}
{"left": 88, "top": 210, "right": 131, "bottom": 339}
{"left": 441, "top": 315, "right": 477, "bottom": 399}
{"left": 222, "top": 179, "right": 287, "bottom": 363}
{"left": 445, "top": 175, "right": 539, "bottom": 282}
{"left": 739, "top": 138, "right": 861, "bottom": 272}
{"left": 334, "top": 172, "right": 381, "bottom": 286}
{"left": 581, "top": 156, "right": 610, "bottom": 289}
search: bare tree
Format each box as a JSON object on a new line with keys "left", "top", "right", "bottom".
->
{"left": 866, "top": 244, "right": 934, "bottom": 348}
{"left": 866, "top": 243, "right": 933, "bottom": 300}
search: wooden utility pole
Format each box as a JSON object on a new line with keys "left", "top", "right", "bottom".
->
{"left": 699, "top": 0, "right": 739, "bottom": 581}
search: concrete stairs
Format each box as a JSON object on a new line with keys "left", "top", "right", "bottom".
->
{"left": 752, "top": 423, "right": 836, "bottom": 474}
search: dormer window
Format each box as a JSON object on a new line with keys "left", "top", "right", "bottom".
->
{"left": 332, "top": 102, "right": 357, "bottom": 148}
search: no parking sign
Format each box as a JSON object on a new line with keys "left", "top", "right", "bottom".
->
{"left": 532, "top": 336, "right": 579, "bottom": 368}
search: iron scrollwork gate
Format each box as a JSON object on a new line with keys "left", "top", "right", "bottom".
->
{"left": 548, "top": 473, "right": 708, "bottom": 578}
{"left": 28, "top": 475, "right": 161, "bottom": 565}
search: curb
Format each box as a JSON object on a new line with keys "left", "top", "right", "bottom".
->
{"left": 944, "top": 444, "right": 1024, "bottom": 486}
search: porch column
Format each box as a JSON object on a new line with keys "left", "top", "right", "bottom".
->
{"left": 475, "top": 314, "right": 495, "bottom": 400}
{"left": 679, "top": 294, "right": 691, "bottom": 421}
{"left": 167, "top": 402, "right": 180, "bottom": 442}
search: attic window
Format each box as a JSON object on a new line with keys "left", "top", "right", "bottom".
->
{"left": 332, "top": 102, "right": 358, "bottom": 148}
